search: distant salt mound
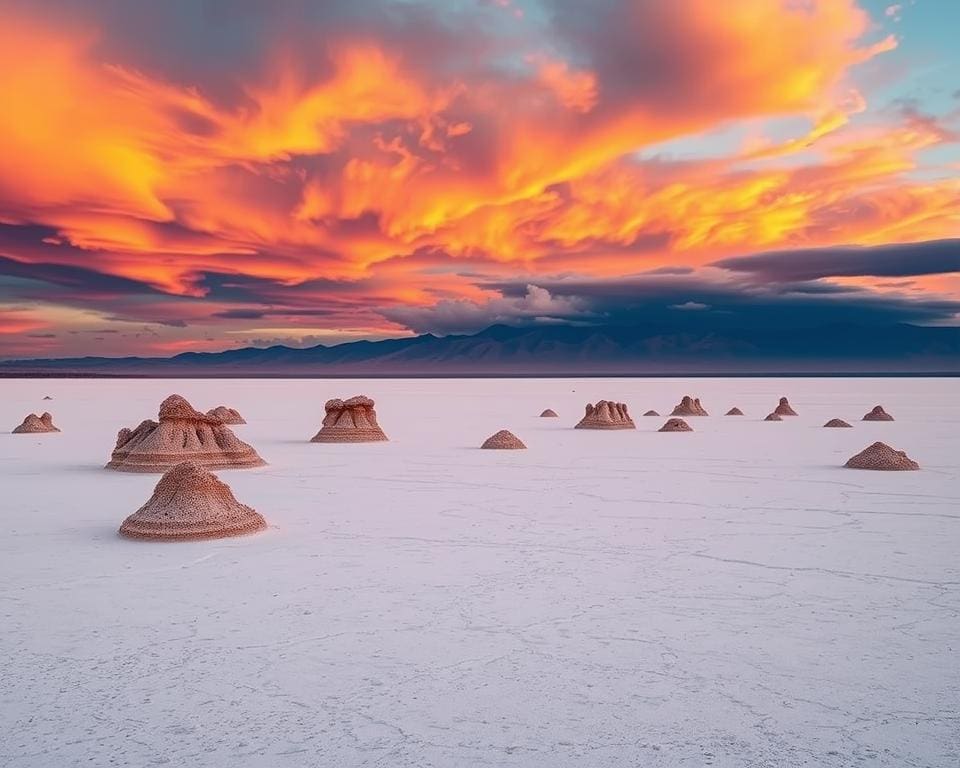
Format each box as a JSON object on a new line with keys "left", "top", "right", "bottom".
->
{"left": 773, "top": 397, "right": 798, "bottom": 416}
{"left": 643, "top": 409, "right": 660, "bottom": 417}
{"left": 764, "top": 412, "right": 783, "bottom": 421}
{"left": 824, "top": 418, "right": 853, "bottom": 428}
{"left": 12, "top": 412, "right": 59, "bottom": 434}
{"left": 481, "top": 430, "right": 527, "bottom": 449}
{"left": 845, "top": 441, "right": 919, "bottom": 471}
{"left": 311, "top": 395, "right": 388, "bottom": 442}
{"left": 206, "top": 405, "right": 246, "bottom": 425}
{"left": 539, "top": 409, "right": 558, "bottom": 418}
{"left": 42, "top": 396, "right": 53, "bottom": 401}
{"left": 671, "top": 396, "right": 708, "bottom": 416}
{"left": 863, "top": 405, "right": 894, "bottom": 422}
{"left": 119, "top": 461, "right": 267, "bottom": 541}
{"left": 107, "top": 394, "right": 266, "bottom": 473}
{"left": 575, "top": 400, "right": 635, "bottom": 430}
{"left": 658, "top": 418, "right": 692, "bottom": 432}
{"left": 725, "top": 407, "right": 744, "bottom": 416}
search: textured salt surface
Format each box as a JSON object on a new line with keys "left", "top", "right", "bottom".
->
{"left": 207, "top": 405, "right": 246, "bottom": 425}
{"left": 1, "top": 377, "right": 958, "bottom": 768}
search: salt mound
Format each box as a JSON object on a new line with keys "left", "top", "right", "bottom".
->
{"left": 671, "top": 396, "right": 708, "bottom": 416}
{"left": 863, "top": 405, "right": 894, "bottom": 422}
{"left": 42, "top": 396, "right": 53, "bottom": 400}
{"left": 643, "top": 410, "right": 660, "bottom": 417}
{"left": 725, "top": 407, "right": 744, "bottom": 416}
{"left": 119, "top": 462, "right": 267, "bottom": 541}
{"left": 206, "top": 405, "right": 246, "bottom": 425}
{"left": 481, "top": 430, "right": 527, "bottom": 449}
{"left": 764, "top": 412, "right": 782, "bottom": 421}
{"left": 539, "top": 409, "right": 558, "bottom": 418}
{"left": 107, "top": 394, "right": 266, "bottom": 473}
{"left": 845, "top": 441, "right": 919, "bottom": 471}
{"left": 773, "top": 397, "right": 798, "bottom": 416}
{"left": 311, "top": 395, "right": 388, "bottom": 442}
{"left": 824, "top": 418, "right": 853, "bottom": 428}
{"left": 574, "top": 400, "right": 635, "bottom": 430}
{"left": 658, "top": 418, "right": 692, "bottom": 432}
{"left": 12, "top": 412, "right": 60, "bottom": 433}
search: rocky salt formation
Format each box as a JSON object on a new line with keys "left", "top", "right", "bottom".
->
{"left": 845, "top": 441, "right": 919, "bottom": 471}
{"left": 643, "top": 410, "right": 660, "bottom": 417}
{"left": 725, "top": 407, "right": 744, "bottom": 416}
{"left": 311, "top": 395, "right": 388, "bottom": 442}
{"left": 12, "top": 412, "right": 59, "bottom": 433}
{"left": 575, "top": 401, "right": 635, "bottom": 430}
{"left": 773, "top": 397, "right": 798, "bottom": 416}
{"left": 824, "top": 418, "right": 853, "bottom": 428}
{"left": 671, "top": 396, "right": 708, "bottom": 416}
{"left": 107, "top": 394, "right": 266, "bottom": 473}
{"left": 119, "top": 461, "right": 267, "bottom": 541}
{"left": 206, "top": 405, "right": 246, "bottom": 425}
{"left": 481, "top": 430, "right": 527, "bottom": 449}
{"left": 658, "top": 418, "right": 692, "bottom": 432}
{"left": 539, "top": 409, "right": 558, "bottom": 418}
{"left": 764, "top": 412, "right": 783, "bottom": 421}
{"left": 863, "top": 405, "right": 894, "bottom": 422}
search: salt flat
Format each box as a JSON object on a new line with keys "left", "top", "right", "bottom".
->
{"left": 1, "top": 377, "right": 958, "bottom": 768}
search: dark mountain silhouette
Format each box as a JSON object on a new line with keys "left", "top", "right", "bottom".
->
{"left": 2, "top": 322, "right": 959, "bottom": 376}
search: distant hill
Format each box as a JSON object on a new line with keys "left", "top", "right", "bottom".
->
{"left": 3, "top": 323, "right": 959, "bottom": 376}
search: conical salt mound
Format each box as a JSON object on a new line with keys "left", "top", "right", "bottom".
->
{"left": 107, "top": 395, "right": 266, "bottom": 473}
{"left": 575, "top": 400, "right": 635, "bottom": 430}
{"left": 671, "top": 396, "right": 708, "bottom": 416}
{"left": 206, "top": 405, "right": 246, "bottom": 425}
{"left": 824, "top": 418, "right": 853, "bottom": 428}
{"left": 658, "top": 418, "right": 692, "bottom": 432}
{"left": 764, "top": 412, "right": 782, "bottom": 421}
{"left": 643, "top": 409, "right": 660, "bottom": 416}
{"left": 725, "top": 407, "right": 744, "bottom": 416}
{"left": 862, "top": 405, "right": 894, "bottom": 422}
{"left": 119, "top": 462, "right": 267, "bottom": 541}
{"left": 311, "top": 395, "right": 388, "bottom": 442}
{"left": 539, "top": 409, "right": 558, "bottom": 418}
{"left": 481, "top": 430, "right": 526, "bottom": 449}
{"left": 773, "top": 397, "right": 798, "bottom": 416}
{"left": 845, "top": 442, "right": 919, "bottom": 471}
{"left": 12, "top": 412, "right": 60, "bottom": 433}
{"left": 42, "top": 395, "right": 53, "bottom": 400}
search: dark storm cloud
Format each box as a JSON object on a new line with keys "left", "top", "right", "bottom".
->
{"left": 0, "top": 255, "right": 162, "bottom": 296}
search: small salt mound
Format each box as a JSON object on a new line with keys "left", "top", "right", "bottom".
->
{"left": 671, "top": 396, "right": 708, "bottom": 416}
{"left": 658, "top": 418, "right": 692, "bottom": 432}
{"left": 575, "top": 401, "right": 635, "bottom": 430}
{"left": 481, "top": 430, "right": 526, "bottom": 449}
{"left": 845, "top": 441, "right": 918, "bottom": 471}
{"left": 643, "top": 410, "right": 660, "bottom": 417}
{"left": 725, "top": 407, "right": 744, "bottom": 416}
{"left": 764, "top": 412, "right": 782, "bottom": 421}
{"left": 773, "top": 397, "right": 798, "bottom": 416}
{"left": 863, "top": 405, "right": 894, "bottom": 422}
{"left": 206, "top": 405, "right": 246, "bottom": 425}
{"left": 119, "top": 461, "right": 267, "bottom": 541}
{"left": 311, "top": 395, "right": 388, "bottom": 442}
{"left": 42, "top": 396, "right": 53, "bottom": 401}
{"left": 824, "top": 418, "right": 853, "bottom": 428}
{"left": 12, "top": 412, "right": 60, "bottom": 434}
{"left": 539, "top": 409, "right": 558, "bottom": 418}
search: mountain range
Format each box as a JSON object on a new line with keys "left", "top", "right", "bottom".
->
{"left": 3, "top": 322, "right": 959, "bottom": 376}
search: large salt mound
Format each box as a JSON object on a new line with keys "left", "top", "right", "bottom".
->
{"left": 658, "top": 418, "right": 692, "bottom": 432}
{"left": 671, "top": 396, "right": 708, "bottom": 416}
{"left": 311, "top": 395, "right": 388, "bottom": 442}
{"left": 119, "top": 461, "right": 267, "bottom": 541}
{"left": 863, "top": 405, "right": 894, "bottom": 422}
{"left": 481, "top": 430, "right": 526, "bottom": 449}
{"left": 773, "top": 397, "right": 798, "bottom": 416}
{"left": 764, "top": 412, "right": 783, "bottom": 421}
{"left": 574, "top": 400, "right": 635, "bottom": 430}
{"left": 845, "top": 441, "right": 919, "bottom": 471}
{"left": 539, "top": 409, "right": 558, "bottom": 418}
{"left": 12, "top": 412, "right": 60, "bottom": 434}
{"left": 107, "top": 395, "right": 265, "bottom": 472}
{"left": 824, "top": 418, "right": 853, "bottom": 428}
{"left": 206, "top": 405, "right": 246, "bottom": 425}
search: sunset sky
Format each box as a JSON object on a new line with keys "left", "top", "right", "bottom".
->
{"left": 0, "top": 0, "right": 958, "bottom": 358}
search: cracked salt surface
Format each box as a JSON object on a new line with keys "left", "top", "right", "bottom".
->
{"left": 1, "top": 377, "right": 958, "bottom": 767}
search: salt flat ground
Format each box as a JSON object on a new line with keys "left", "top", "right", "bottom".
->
{"left": 0, "top": 377, "right": 958, "bottom": 768}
